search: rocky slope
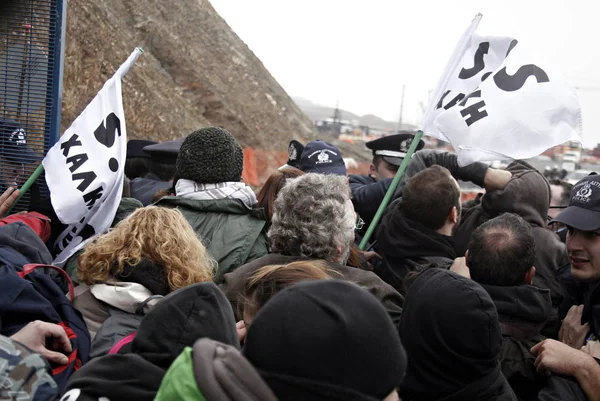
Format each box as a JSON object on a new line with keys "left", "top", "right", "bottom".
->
{"left": 62, "top": 0, "right": 317, "bottom": 150}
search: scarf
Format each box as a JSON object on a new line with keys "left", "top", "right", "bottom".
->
{"left": 175, "top": 179, "right": 258, "bottom": 209}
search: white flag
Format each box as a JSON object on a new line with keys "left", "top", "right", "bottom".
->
{"left": 421, "top": 14, "right": 517, "bottom": 141}
{"left": 43, "top": 48, "right": 142, "bottom": 264}
{"left": 434, "top": 42, "right": 582, "bottom": 166}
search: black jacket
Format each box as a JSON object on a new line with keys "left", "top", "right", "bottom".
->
{"left": 351, "top": 150, "right": 488, "bottom": 241}
{"left": 130, "top": 173, "right": 172, "bottom": 206}
{"left": 375, "top": 204, "right": 456, "bottom": 295}
{"left": 64, "top": 282, "right": 239, "bottom": 401}
{"left": 400, "top": 268, "right": 517, "bottom": 401}
{"left": 557, "top": 263, "right": 600, "bottom": 339}
{"left": 454, "top": 160, "right": 567, "bottom": 338}
{"left": 481, "top": 284, "right": 551, "bottom": 401}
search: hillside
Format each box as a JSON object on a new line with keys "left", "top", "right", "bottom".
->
{"left": 61, "top": 0, "right": 317, "bottom": 150}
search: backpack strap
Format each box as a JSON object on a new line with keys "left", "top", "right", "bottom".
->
{"left": 19, "top": 264, "right": 75, "bottom": 303}
{"left": 135, "top": 295, "right": 164, "bottom": 315}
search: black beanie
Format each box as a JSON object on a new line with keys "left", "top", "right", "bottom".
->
{"left": 399, "top": 268, "right": 511, "bottom": 401}
{"left": 176, "top": 127, "right": 244, "bottom": 184}
{"left": 243, "top": 280, "right": 406, "bottom": 401}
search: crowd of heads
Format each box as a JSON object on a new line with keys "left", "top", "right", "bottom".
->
{"left": 0, "top": 124, "right": 599, "bottom": 401}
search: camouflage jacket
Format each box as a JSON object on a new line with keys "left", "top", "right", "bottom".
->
{"left": 0, "top": 335, "right": 58, "bottom": 401}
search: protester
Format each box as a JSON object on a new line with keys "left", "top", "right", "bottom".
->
{"left": 278, "top": 139, "right": 304, "bottom": 170}
{"left": 299, "top": 139, "right": 347, "bottom": 176}
{"left": 222, "top": 173, "right": 404, "bottom": 326}
{"left": 63, "top": 283, "right": 239, "bottom": 401}
{"left": 125, "top": 139, "right": 157, "bottom": 180}
{"left": 155, "top": 127, "right": 268, "bottom": 281}
{"left": 256, "top": 166, "right": 304, "bottom": 228}
{"left": 376, "top": 165, "right": 461, "bottom": 293}
{"left": 129, "top": 138, "right": 182, "bottom": 206}
{"left": 238, "top": 260, "right": 332, "bottom": 337}
{"left": 74, "top": 206, "right": 215, "bottom": 356}
{"left": 399, "top": 268, "right": 517, "bottom": 401}
{"left": 350, "top": 131, "right": 424, "bottom": 233}
{"left": 243, "top": 280, "right": 407, "bottom": 401}
{"left": 0, "top": 321, "right": 71, "bottom": 400}
{"left": 155, "top": 337, "right": 277, "bottom": 401}
{"left": 466, "top": 213, "right": 551, "bottom": 400}
{"left": 455, "top": 160, "right": 567, "bottom": 337}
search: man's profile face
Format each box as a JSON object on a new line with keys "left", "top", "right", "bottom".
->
{"left": 0, "top": 157, "right": 25, "bottom": 188}
{"left": 371, "top": 160, "right": 397, "bottom": 181}
{"left": 567, "top": 227, "right": 600, "bottom": 283}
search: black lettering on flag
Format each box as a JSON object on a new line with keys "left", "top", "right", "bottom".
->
{"left": 459, "top": 90, "right": 482, "bottom": 107}
{"left": 94, "top": 113, "right": 122, "bottom": 148}
{"left": 72, "top": 171, "right": 97, "bottom": 192}
{"left": 66, "top": 153, "right": 89, "bottom": 173}
{"left": 459, "top": 42, "right": 489, "bottom": 80}
{"left": 460, "top": 100, "right": 488, "bottom": 126}
{"left": 443, "top": 93, "right": 466, "bottom": 110}
{"left": 436, "top": 90, "right": 451, "bottom": 109}
{"left": 60, "top": 134, "right": 82, "bottom": 157}
{"left": 493, "top": 65, "right": 549, "bottom": 92}
{"left": 83, "top": 186, "right": 104, "bottom": 209}
{"left": 506, "top": 39, "right": 519, "bottom": 57}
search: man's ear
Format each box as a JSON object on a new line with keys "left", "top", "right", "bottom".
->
{"left": 369, "top": 164, "right": 377, "bottom": 177}
{"left": 449, "top": 206, "right": 459, "bottom": 224}
{"left": 524, "top": 266, "right": 536, "bottom": 285}
{"left": 465, "top": 250, "right": 470, "bottom": 267}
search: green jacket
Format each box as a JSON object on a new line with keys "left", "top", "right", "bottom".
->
{"left": 155, "top": 339, "right": 277, "bottom": 401}
{"left": 155, "top": 196, "right": 268, "bottom": 282}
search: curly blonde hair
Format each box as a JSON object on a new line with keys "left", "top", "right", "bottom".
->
{"left": 77, "top": 206, "right": 215, "bottom": 290}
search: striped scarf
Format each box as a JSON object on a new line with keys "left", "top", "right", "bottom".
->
{"left": 175, "top": 179, "right": 257, "bottom": 209}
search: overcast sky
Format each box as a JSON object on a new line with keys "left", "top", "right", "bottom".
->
{"left": 210, "top": 0, "right": 599, "bottom": 148}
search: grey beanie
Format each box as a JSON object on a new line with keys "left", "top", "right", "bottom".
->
{"left": 176, "top": 127, "right": 244, "bottom": 184}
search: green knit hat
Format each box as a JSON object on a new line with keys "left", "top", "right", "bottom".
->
{"left": 176, "top": 127, "right": 244, "bottom": 184}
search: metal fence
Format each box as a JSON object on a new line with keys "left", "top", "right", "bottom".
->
{"left": 0, "top": 0, "right": 65, "bottom": 211}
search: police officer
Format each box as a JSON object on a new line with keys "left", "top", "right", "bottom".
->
{"left": 129, "top": 138, "right": 183, "bottom": 206}
{"left": 349, "top": 131, "right": 425, "bottom": 235}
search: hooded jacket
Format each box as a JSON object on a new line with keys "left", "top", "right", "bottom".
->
{"left": 375, "top": 203, "right": 456, "bottom": 294}
{"left": 400, "top": 268, "right": 517, "bottom": 401}
{"left": 454, "top": 160, "right": 567, "bottom": 336}
{"left": 63, "top": 282, "right": 239, "bottom": 401}
{"left": 156, "top": 196, "right": 268, "bottom": 282}
{"left": 481, "top": 284, "right": 551, "bottom": 400}
{"left": 243, "top": 280, "right": 407, "bottom": 401}
{"left": 221, "top": 253, "right": 404, "bottom": 327}
{"left": 155, "top": 339, "right": 277, "bottom": 401}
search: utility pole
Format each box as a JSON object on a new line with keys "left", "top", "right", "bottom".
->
{"left": 397, "top": 85, "right": 406, "bottom": 132}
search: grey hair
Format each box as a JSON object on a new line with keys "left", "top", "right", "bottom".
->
{"left": 268, "top": 173, "right": 355, "bottom": 264}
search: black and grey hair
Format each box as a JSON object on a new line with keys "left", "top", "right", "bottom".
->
{"left": 467, "top": 213, "right": 536, "bottom": 287}
{"left": 268, "top": 173, "right": 355, "bottom": 264}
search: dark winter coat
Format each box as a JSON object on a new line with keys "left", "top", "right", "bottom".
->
{"left": 221, "top": 253, "right": 404, "bottom": 327}
{"left": 481, "top": 283, "right": 551, "bottom": 400}
{"left": 454, "top": 160, "right": 567, "bottom": 337}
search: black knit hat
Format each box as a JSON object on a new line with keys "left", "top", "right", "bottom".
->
{"left": 243, "top": 280, "right": 407, "bottom": 401}
{"left": 176, "top": 127, "right": 244, "bottom": 184}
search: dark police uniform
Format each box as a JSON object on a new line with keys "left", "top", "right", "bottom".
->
{"left": 350, "top": 132, "right": 425, "bottom": 236}
{"left": 130, "top": 138, "right": 183, "bottom": 206}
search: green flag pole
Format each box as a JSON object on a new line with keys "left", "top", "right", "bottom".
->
{"left": 359, "top": 130, "right": 424, "bottom": 250}
{"left": 5, "top": 163, "right": 45, "bottom": 215}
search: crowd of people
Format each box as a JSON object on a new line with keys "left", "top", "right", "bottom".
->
{"left": 0, "top": 119, "right": 599, "bottom": 400}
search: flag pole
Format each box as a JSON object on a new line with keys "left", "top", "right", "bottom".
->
{"left": 359, "top": 130, "right": 424, "bottom": 250}
{"left": 5, "top": 163, "right": 44, "bottom": 215}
